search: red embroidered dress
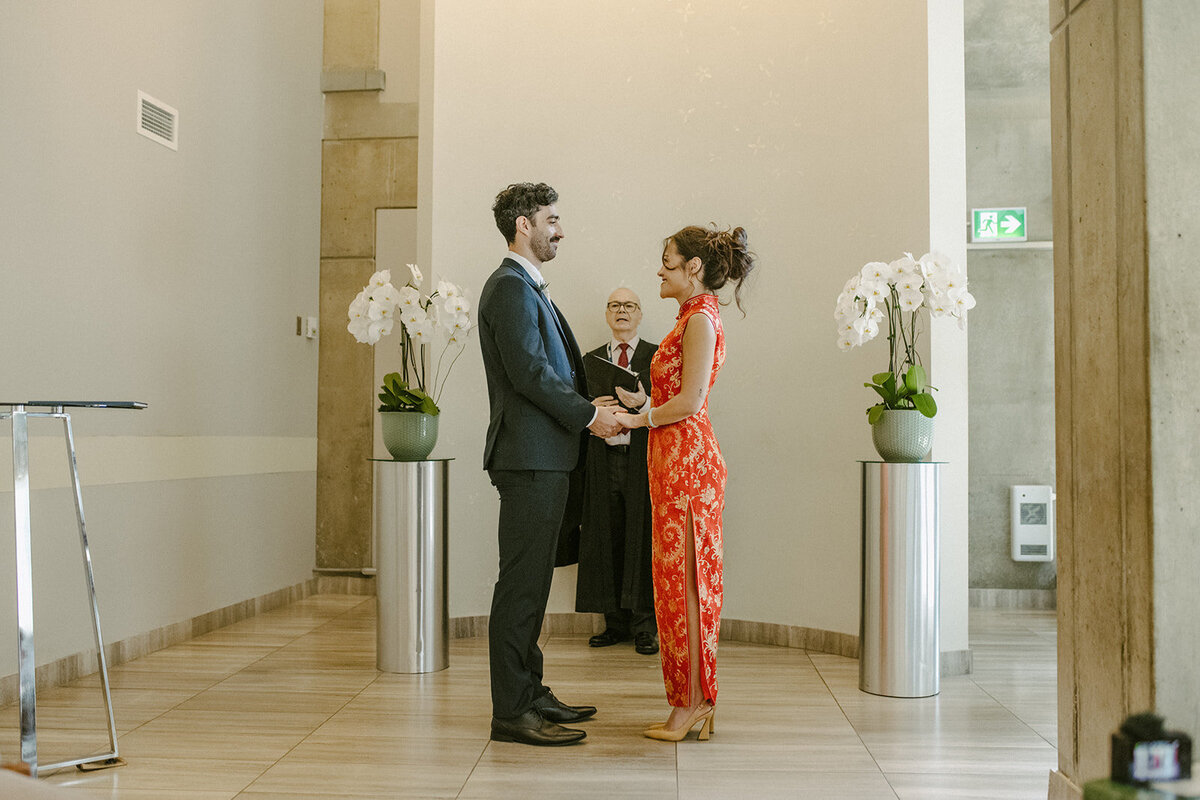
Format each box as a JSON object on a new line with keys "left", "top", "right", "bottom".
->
{"left": 647, "top": 293, "right": 726, "bottom": 707}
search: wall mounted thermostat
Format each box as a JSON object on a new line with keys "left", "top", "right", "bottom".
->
{"left": 1011, "top": 484, "right": 1055, "bottom": 562}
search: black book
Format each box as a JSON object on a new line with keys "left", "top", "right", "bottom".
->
{"left": 583, "top": 353, "right": 641, "bottom": 399}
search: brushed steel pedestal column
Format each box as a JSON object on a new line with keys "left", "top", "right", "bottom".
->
{"left": 859, "top": 460, "right": 942, "bottom": 698}
{"left": 373, "top": 458, "right": 451, "bottom": 673}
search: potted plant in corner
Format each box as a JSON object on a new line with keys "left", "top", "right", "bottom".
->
{"left": 834, "top": 252, "right": 974, "bottom": 462}
{"left": 347, "top": 264, "right": 472, "bottom": 460}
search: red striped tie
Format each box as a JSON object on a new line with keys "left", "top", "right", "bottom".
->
{"left": 617, "top": 343, "right": 630, "bottom": 368}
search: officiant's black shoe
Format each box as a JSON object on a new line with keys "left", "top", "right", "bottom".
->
{"left": 589, "top": 629, "right": 629, "bottom": 647}
{"left": 532, "top": 690, "right": 597, "bottom": 723}
{"left": 634, "top": 632, "right": 660, "bottom": 655}
{"left": 490, "top": 709, "right": 586, "bottom": 746}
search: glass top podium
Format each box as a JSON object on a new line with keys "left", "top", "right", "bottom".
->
{"left": 2, "top": 401, "right": 146, "bottom": 775}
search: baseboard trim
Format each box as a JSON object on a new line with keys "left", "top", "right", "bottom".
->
{"left": 4, "top": 577, "right": 960, "bottom": 705}
{"left": 0, "top": 577, "right": 319, "bottom": 708}
{"left": 969, "top": 588, "right": 1057, "bottom": 609}
{"left": 313, "top": 574, "right": 376, "bottom": 595}
{"left": 454, "top": 612, "right": 861, "bottom": 659}
{"left": 940, "top": 648, "right": 973, "bottom": 677}
{"left": 719, "top": 618, "right": 860, "bottom": 659}
{"left": 1047, "top": 769, "right": 1081, "bottom": 800}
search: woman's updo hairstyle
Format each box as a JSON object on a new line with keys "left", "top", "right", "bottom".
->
{"left": 668, "top": 224, "right": 756, "bottom": 313}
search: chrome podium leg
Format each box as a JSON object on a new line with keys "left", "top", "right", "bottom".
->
{"left": 54, "top": 412, "right": 119, "bottom": 774}
{"left": 11, "top": 406, "right": 38, "bottom": 772}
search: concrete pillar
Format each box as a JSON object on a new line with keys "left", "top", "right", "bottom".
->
{"left": 1143, "top": 0, "right": 1200, "bottom": 767}
{"left": 1049, "top": 0, "right": 1200, "bottom": 795}
{"left": 316, "top": 0, "right": 418, "bottom": 570}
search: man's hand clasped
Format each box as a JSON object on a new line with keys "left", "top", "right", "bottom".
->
{"left": 589, "top": 382, "right": 647, "bottom": 437}
{"left": 588, "top": 404, "right": 625, "bottom": 438}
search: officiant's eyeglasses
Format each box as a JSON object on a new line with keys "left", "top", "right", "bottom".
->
{"left": 606, "top": 302, "right": 640, "bottom": 312}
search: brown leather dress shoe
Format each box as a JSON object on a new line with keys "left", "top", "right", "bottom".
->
{"left": 490, "top": 709, "right": 586, "bottom": 746}
{"left": 532, "top": 689, "right": 597, "bottom": 723}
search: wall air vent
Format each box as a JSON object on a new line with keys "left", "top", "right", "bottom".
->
{"left": 1011, "top": 485, "right": 1055, "bottom": 562}
{"left": 136, "top": 91, "right": 178, "bottom": 150}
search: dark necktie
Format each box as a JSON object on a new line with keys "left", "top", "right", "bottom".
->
{"left": 617, "top": 343, "right": 630, "bottom": 368}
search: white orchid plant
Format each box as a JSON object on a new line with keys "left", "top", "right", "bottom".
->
{"left": 347, "top": 264, "right": 472, "bottom": 415}
{"left": 834, "top": 252, "right": 975, "bottom": 424}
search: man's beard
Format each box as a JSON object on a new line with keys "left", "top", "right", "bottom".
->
{"left": 530, "top": 229, "right": 558, "bottom": 262}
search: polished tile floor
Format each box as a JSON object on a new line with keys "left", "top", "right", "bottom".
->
{"left": 1, "top": 596, "right": 1057, "bottom": 799}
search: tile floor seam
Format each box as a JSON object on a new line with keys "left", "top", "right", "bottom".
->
{"left": 805, "top": 648, "right": 902, "bottom": 800}
{"left": 224, "top": 597, "right": 374, "bottom": 796}
{"left": 184, "top": 597, "right": 376, "bottom": 797}
{"left": 968, "top": 674, "right": 1057, "bottom": 750}
{"left": 455, "top": 740, "right": 493, "bottom": 799}
{"left": 235, "top": 670, "right": 381, "bottom": 796}
{"left": 225, "top": 598, "right": 382, "bottom": 798}
{"left": 162, "top": 591, "right": 349, "bottom": 785}
{"left": 458, "top": 627, "right": 496, "bottom": 799}
{"left": 675, "top": 740, "right": 681, "bottom": 800}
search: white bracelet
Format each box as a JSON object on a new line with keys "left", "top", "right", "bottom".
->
{"left": 646, "top": 407, "right": 658, "bottom": 428}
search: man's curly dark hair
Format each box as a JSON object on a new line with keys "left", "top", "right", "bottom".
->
{"left": 492, "top": 182, "right": 559, "bottom": 244}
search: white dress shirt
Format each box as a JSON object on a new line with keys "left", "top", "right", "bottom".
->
{"left": 505, "top": 250, "right": 547, "bottom": 291}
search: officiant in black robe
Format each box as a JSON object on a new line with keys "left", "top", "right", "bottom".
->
{"left": 574, "top": 288, "right": 659, "bottom": 655}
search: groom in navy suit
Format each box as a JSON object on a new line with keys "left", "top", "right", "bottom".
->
{"left": 478, "top": 183, "right": 623, "bottom": 746}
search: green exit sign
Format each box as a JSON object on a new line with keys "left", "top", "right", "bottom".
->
{"left": 972, "top": 207, "right": 1027, "bottom": 242}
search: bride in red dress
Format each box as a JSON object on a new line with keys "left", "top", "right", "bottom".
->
{"left": 615, "top": 225, "right": 755, "bottom": 741}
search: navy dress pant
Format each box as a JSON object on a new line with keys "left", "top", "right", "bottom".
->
{"left": 487, "top": 469, "right": 570, "bottom": 719}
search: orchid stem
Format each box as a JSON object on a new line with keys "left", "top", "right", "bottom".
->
{"left": 434, "top": 346, "right": 467, "bottom": 406}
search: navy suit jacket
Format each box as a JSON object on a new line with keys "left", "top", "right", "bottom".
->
{"left": 478, "top": 258, "right": 595, "bottom": 471}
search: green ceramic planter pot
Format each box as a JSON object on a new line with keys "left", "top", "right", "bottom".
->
{"left": 380, "top": 411, "right": 439, "bottom": 461}
{"left": 871, "top": 409, "right": 933, "bottom": 462}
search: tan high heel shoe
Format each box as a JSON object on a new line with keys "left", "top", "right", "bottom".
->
{"left": 643, "top": 704, "right": 715, "bottom": 741}
{"left": 645, "top": 709, "right": 716, "bottom": 734}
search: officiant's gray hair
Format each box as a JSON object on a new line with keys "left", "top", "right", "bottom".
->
{"left": 493, "top": 182, "right": 558, "bottom": 244}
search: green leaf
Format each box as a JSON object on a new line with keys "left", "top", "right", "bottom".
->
{"left": 865, "top": 381, "right": 885, "bottom": 397}
{"left": 911, "top": 392, "right": 938, "bottom": 418}
{"left": 871, "top": 372, "right": 893, "bottom": 386}
{"left": 377, "top": 371, "right": 441, "bottom": 414}
{"left": 904, "top": 364, "right": 928, "bottom": 393}
{"left": 865, "top": 382, "right": 896, "bottom": 405}
{"left": 383, "top": 372, "right": 406, "bottom": 393}
{"left": 867, "top": 405, "right": 885, "bottom": 425}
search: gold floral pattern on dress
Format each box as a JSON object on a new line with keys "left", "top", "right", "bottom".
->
{"left": 647, "top": 293, "right": 726, "bottom": 708}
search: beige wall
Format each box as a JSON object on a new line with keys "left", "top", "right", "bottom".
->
{"left": 0, "top": 0, "right": 975, "bottom": 680}
{"left": 0, "top": 1, "right": 323, "bottom": 672}
{"left": 415, "top": 0, "right": 969, "bottom": 646}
